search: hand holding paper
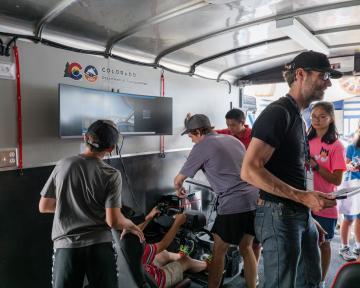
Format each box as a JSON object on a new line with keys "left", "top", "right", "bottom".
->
{"left": 330, "top": 186, "right": 360, "bottom": 199}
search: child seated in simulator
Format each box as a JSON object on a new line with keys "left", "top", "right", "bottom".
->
{"left": 139, "top": 207, "right": 208, "bottom": 288}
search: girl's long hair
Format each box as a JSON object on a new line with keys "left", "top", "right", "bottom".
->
{"left": 307, "top": 101, "right": 339, "bottom": 144}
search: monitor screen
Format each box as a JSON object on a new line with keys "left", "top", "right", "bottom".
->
{"left": 59, "top": 84, "right": 173, "bottom": 137}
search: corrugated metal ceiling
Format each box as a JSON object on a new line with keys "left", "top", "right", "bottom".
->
{"left": 0, "top": 0, "right": 359, "bottom": 85}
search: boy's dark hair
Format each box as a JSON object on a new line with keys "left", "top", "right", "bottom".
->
{"left": 86, "top": 120, "right": 119, "bottom": 152}
{"left": 225, "top": 108, "right": 245, "bottom": 122}
{"left": 189, "top": 127, "right": 213, "bottom": 136}
{"left": 307, "top": 102, "right": 339, "bottom": 144}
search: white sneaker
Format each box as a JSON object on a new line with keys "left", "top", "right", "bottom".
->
{"left": 352, "top": 247, "right": 360, "bottom": 256}
{"left": 339, "top": 246, "right": 357, "bottom": 261}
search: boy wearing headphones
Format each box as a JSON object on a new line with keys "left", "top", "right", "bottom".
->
{"left": 39, "top": 120, "right": 144, "bottom": 288}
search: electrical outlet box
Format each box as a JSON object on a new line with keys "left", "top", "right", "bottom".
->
{"left": 0, "top": 61, "right": 15, "bottom": 80}
{"left": 0, "top": 148, "right": 18, "bottom": 168}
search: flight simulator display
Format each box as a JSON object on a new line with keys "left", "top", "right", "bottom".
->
{"left": 59, "top": 84, "right": 173, "bottom": 137}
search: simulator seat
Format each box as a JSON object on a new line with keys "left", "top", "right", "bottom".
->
{"left": 330, "top": 261, "right": 360, "bottom": 288}
{"left": 112, "top": 230, "right": 192, "bottom": 288}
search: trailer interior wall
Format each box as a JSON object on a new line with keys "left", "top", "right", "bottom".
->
{"left": 0, "top": 40, "right": 238, "bottom": 168}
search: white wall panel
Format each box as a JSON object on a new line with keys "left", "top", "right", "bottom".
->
{"left": 0, "top": 39, "right": 238, "bottom": 168}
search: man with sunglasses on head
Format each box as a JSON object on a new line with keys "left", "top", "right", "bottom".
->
{"left": 39, "top": 120, "right": 144, "bottom": 288}
{"left": 241, "top": 51, "right": 342, "bottom": 288}
{"left": 174, "top": 114, "right": 259, "bottom": 288}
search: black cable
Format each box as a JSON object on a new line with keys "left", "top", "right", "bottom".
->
{"left": 118, "top": 135, "right": 124, "bottom": 154}
{"left": 0, "top": 32, "right": 236, "bottom": 86}
{"left": 3, "top": 36, "right": 17, "bottom": 56}
{"left": 6, "top": 36, "right": 17, "bottom": 48}
{"left": 0, "top": 31, "right": 357, "bottom": 87}
{"left": 41, "top": 38, "right": 104, "bottom": 56}
{"left": 0, "top": 38, "right": 3, "bottom": 56}
{"left": 117, "top": 136, "right": 142, "bottom": 211}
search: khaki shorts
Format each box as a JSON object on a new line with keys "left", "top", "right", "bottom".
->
{"left": 162, "top": 261, "right": 183, "bottom": 288}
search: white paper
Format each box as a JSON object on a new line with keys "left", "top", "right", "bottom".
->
{"left": 337, "top": 179, "right": 360, "bottom": 215}
{"left": 330, "top": 186, "right": 360, "bottom": 197}
{"left": 306, "top": 169, "right": 314, "bottom": 191}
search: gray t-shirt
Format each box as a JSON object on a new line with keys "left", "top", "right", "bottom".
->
{"left": 180, "top": 133, "right": 258, "bottom": 215}
{"left": 40, "top": 155, "right": 122, "bottom": 248}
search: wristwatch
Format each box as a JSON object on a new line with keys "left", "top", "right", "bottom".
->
{"left": 312, "top": 163, "right": 320, "bottom": 172}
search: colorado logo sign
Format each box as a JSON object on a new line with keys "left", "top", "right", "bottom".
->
{"left": 64, "top": 62, "right": 98, "bottom": 82}
{"left": 64, "top": 62, "right": 83, "bottom": 80}
{"left": 84, "top": 65, "right": 98, "bottom": 82}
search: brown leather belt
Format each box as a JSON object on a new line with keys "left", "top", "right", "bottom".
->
{"left": 256, "top": 197, "right": 308, "bottom": 212}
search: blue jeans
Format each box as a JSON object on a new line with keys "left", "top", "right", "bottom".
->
{"left": 255, "top": 201, "right": 321, "bottom": 288}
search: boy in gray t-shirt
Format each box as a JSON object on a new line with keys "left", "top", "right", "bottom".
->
{"left": 39, "top": 120, "right": 144, "bottom": 288}
{"left": 174, "top": 114, "right": 258, "bottom": 288}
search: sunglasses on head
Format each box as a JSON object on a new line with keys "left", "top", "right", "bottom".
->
{"left": 303, "top": 68, "right": 331, "bottom": 81}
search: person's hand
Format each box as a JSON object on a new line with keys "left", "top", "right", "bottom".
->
{"left": 347, "top": 163, "right": 359, "bottom": 172}
{"left": 174, "top": 175, "right": 188, "bottom": 199}
{"left": 309, "top": 157, "right": 318, "bottom": 169}
{"left": 176, "top": 186, "right": 187, "bottom": 198}
{"left": 300, "top": 191, "right": 336, "bottom": 212}
{"left": 313, "top": 219, "right": 327, "bottom": 245}
{"left": 146, "top": 206, "right": 161, "bottom": 221}
{"left": 174, "top": 213, "right": 187, "bottom": 226}
{"left": 120, "top": 218, "right": 145, "bottom": 242}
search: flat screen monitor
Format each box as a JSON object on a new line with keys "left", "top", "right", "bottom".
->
{"left": 59, "top": 84, "right": 173, "bottom": 137}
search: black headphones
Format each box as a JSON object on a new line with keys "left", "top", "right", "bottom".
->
{"left": 86, "top": 120, "right": 120, "bottom": 150}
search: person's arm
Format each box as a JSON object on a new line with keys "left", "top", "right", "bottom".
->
{"left": 241, "top": 137, "right": 336, "bottom": 211}
{"left": 155, "top": 213, "right": 186, "bottom": 253}
{"left": 312, "top": 217, "right": 327, "bottom": 245}
{"left": 309, "top": 142, "right": 346, "bottom": 186}
{"left": 317, "top": 168, "right": 343, "bottom": 186}
{"left": 39, "top": 165, "right": 58, "bottom": 213}
{"left": 309, "top": 157, "right": 343, "bottom": 185}
{"left": 138, "top": 206, "right": 160, "bottom": 231}
{"left": 39, "top": 197, "right": 56, "bottom": 213}
{"left": 175, "top": 144, "right": 206, "bottom": 198}
{"left": 106, "top": 207, "right": 145, "bottom": 241}
{"left": 345, "top": 145, "right": 360, "bottom": 172}
{"left": 174, "top": 174, "right": 188, "bottom": 198}
{"left": 346, "top": 158, "right": 360, "bottom": 172}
